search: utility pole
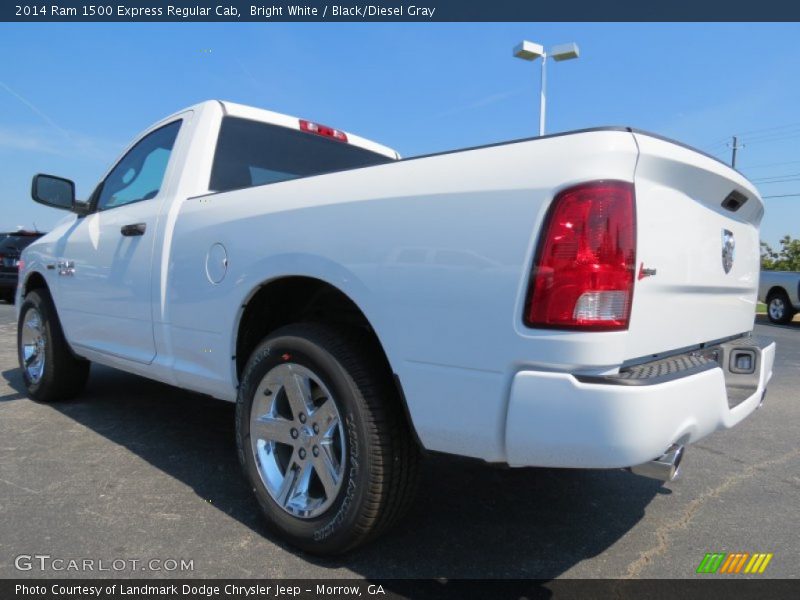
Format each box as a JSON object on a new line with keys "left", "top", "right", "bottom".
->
{"left": 729, "top": 135, "right": 744, "bottom": 168}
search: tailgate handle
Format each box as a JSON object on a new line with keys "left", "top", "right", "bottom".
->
{"left": 121, "top": 223, "right": 146, "bottom": 236}
{"left": 721, "top": 190, "right": 748, "bottom": 212}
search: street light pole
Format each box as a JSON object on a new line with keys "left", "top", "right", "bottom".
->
{"left": 514, "top": 40, "right": 580, "bottom": 137}
{"left": 539, "top": 49, "right": 547, "bottom": 136}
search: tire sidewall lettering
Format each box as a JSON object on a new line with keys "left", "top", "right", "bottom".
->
{"left": 313, "top": 414, "right": 360, "bottom": 541}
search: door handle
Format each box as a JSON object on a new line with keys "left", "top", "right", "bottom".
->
{"left": 121, "top": 223, "right": 146, "bottom": 236}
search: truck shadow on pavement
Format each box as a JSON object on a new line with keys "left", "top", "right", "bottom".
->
{"left": 2, "top": 364, "right": 664, "bottom": 579}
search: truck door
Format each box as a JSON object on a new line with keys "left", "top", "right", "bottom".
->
{"left": 53, "top": 119, "right": 182, "bottom": 364}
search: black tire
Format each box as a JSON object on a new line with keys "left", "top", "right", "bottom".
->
{"left": 17, "top": 289, "right": 90, "bottom": 402}
{"left": 1, "top": 289, "right": 15, "bottom": 304}
{"left": 766, "top": 290, "right": 795, "bottom": 325}
{"left": 236, "top": 323, "right": 420, "bottom": 555}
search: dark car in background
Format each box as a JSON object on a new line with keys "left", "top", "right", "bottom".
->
{"left": 0, "top": 231, "right": 44, "bottom": 303}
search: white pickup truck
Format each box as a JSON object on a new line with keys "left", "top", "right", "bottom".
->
{"left": 759, "top": 270, "right": 800, "bottom": 324}
{"left": 17, "top": 101, "right": 775, "bottom": 554}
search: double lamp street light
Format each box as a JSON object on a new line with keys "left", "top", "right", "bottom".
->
{"left": 513, "top": 40, "right": 580, "bottom": 136}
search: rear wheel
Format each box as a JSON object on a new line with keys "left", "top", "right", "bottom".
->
{"left": 767, "top": 291, "right": 795, "bottom": 324}
{"left": 236, "top": 323, "right": 419, "bottom": 555}
{"left": 17, "top": 289, "right": 90, "bottom": 402}
{"left": 1, "top": 289, "right": 14, "bottom": 304}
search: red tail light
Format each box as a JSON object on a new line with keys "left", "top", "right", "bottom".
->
{"left": 525, "top": 181, "right": 636, "bottom": 331}
{"left": 299, "top": 119, "right": 348, "bottom": 142}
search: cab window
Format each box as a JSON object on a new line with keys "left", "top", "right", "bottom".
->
{"left": 96, "top": 120, "right": 181, "bottom": 211}
{"left": 209, "top": 117, "right": 393, "bottom": 193}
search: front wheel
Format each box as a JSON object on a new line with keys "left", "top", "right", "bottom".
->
{"left": 236, "top": 323, "right": 419, "bottom": 555}
{"left": 17, "top": 289, "right": 90, "bottom": 402}
{"left": 767, "top": 291, "right": 795, "bottom": 325}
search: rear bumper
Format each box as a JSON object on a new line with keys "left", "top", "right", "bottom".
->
{"left": 504, "top": 336, "right": 775, "bottom": 468}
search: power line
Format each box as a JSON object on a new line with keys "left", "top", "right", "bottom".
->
{"left": 744, "top": 132, "right": 800, "bottom": 146}
{"left": 754, "top": 178, "right": 800, "bottom": 185}
{"left": 739, "top": 125, "right": 800, "bottom": 142}
{"left": 751, "top": 172, "right": 800, "bottom": 182}
{"left": 733, "top": 120, "right": 800, "bottom": 138}
{"left": 763, "top": 193, "right": 800, "bottom": 198}
{"left": 740, "top": 159, "right": 800, "bottom": 170}
{"left": 702, "top": 138, "right": 731, "bottom": 150}
{"left": 700, "top": 121, "right": 800, "bottom": 161}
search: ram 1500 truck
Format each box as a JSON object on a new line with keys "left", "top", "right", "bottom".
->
{"left": 759, "top": 270, "right": 800, "bottom": 324}
{"left": 18, "top": 101, "right": 775, "bottom": 554}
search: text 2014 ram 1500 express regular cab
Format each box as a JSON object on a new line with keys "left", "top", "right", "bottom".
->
{"left": 18, "top": 101, "right": 775, "bottom": 554}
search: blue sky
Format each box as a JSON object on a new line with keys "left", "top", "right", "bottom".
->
{"left": 1, "top": 22, "right": 799, "bottom": 247}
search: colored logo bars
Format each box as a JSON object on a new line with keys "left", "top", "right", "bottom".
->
{"left": 696, "top": 552, "right": 773, "bottom": 574}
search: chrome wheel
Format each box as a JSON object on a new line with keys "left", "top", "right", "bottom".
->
{"left": 20, "top": 307, "right": 46, "bottom": 383}
{"left": 250, "top": 362, "right": 346, "bottom": 519}
{"left": 769, "top": 297, "right": 786, "bottom": 321}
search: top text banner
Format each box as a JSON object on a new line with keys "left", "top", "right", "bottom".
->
{"left": 4, "top": 1, "right": 800, "bottom": 22}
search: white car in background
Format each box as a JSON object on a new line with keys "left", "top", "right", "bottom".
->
{"left": 759, "top": 271, "right": 800, "bottom": 323}
{"left": 17, "top": 101, "right": 775, "bottom": 554}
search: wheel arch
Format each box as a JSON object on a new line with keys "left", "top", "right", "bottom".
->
{"left": 21, "top": 270, "right": 89, "bottom": 359}
{"left": 233, "top": 275, "right": 421, "bottom": 447}
{"left": 22, "top": 270, "right": 50, "bottom": 297}
{"left": 766, "top": 285, "right": 790, "bottom": 302}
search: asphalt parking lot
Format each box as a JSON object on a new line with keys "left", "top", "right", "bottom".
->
{"left": 0, "top": 301, "right": 797, "bottom": 580}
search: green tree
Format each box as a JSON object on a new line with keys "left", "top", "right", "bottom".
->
{"left": 761, "top": 235, "right": 800, "bottom": 271}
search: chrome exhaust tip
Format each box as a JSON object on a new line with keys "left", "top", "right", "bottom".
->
{"left": 629, "top": 444, "right": 684, "bottom": 482}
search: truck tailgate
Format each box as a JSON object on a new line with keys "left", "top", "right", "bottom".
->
{"left": 627, "top": 133, "right": 763, "bottom": 359}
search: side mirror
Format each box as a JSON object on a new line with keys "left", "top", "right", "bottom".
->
{"left": 31, "top": 174, "right": 76, "bottom": 211}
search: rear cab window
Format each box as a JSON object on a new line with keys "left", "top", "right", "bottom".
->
{"left": 209, "top": 116, "right": 394, "bottom": 193}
